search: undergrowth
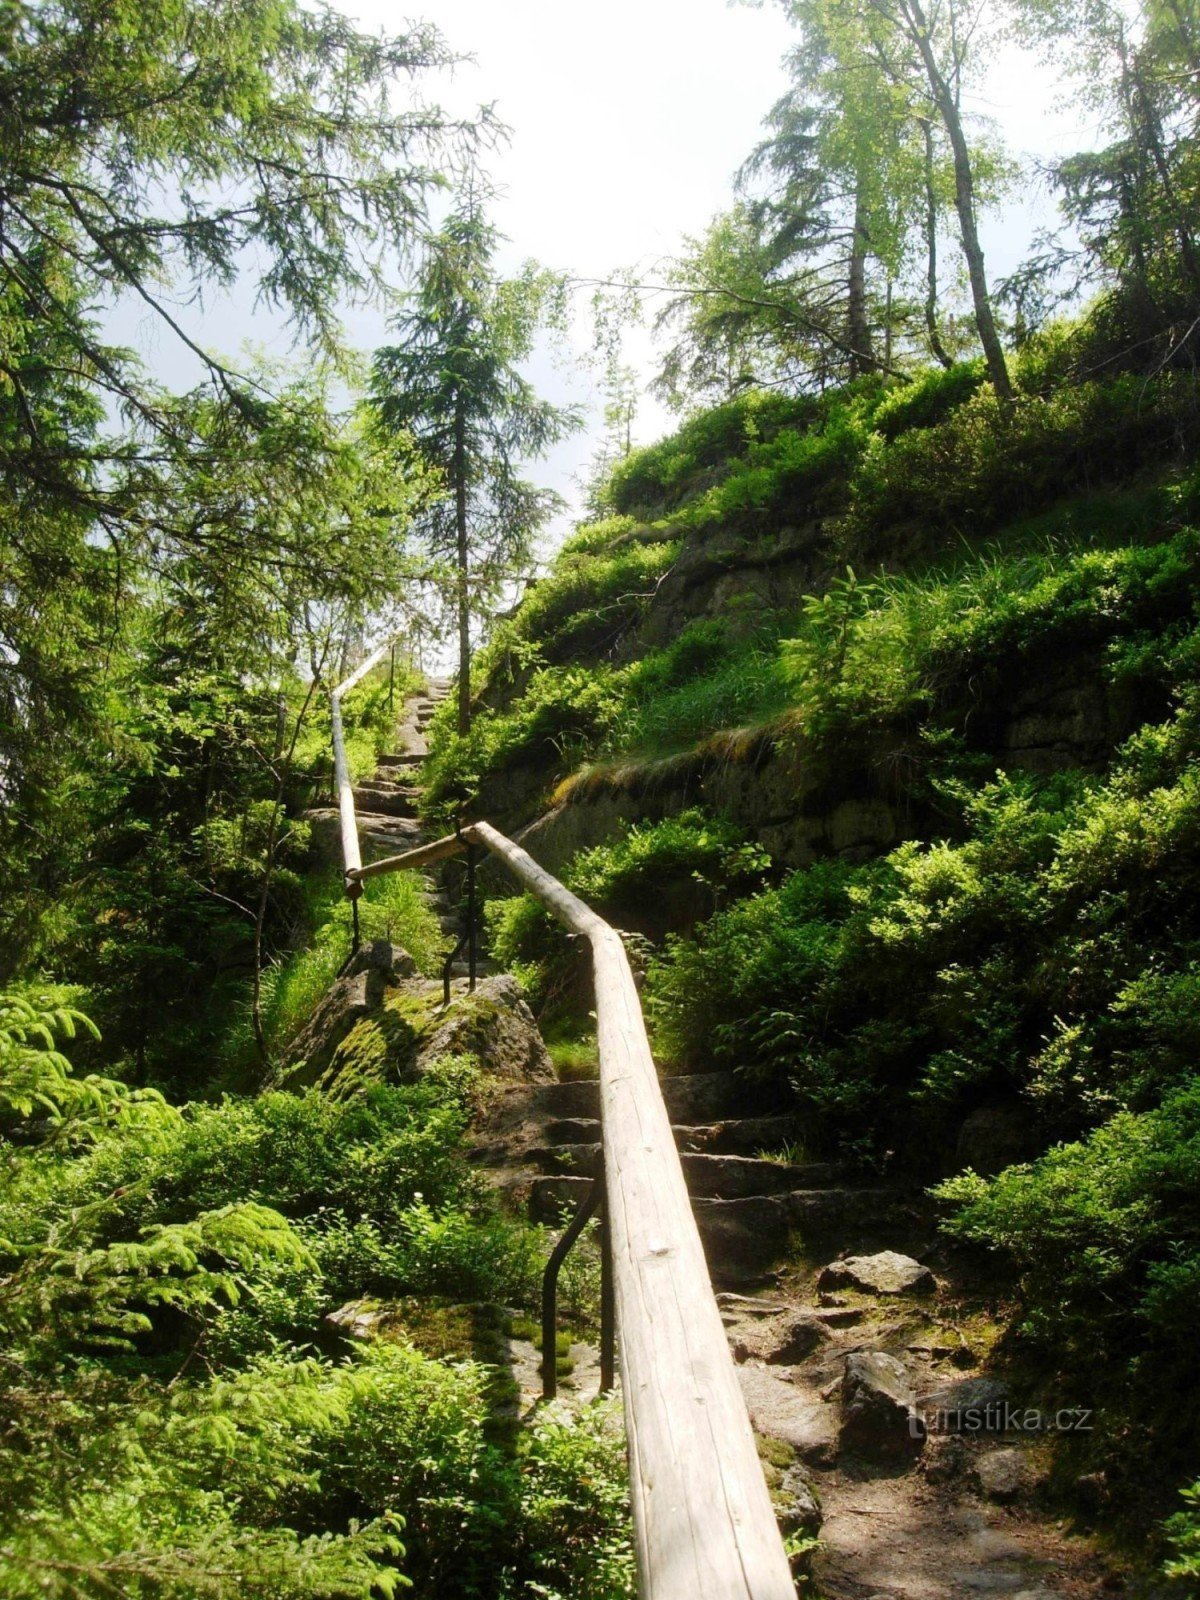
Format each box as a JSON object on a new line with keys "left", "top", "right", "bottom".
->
{"left": 0, "top": 992, "right": 632, "bottom": 1599}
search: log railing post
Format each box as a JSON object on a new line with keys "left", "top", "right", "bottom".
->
{"left": 330, "top": 636, "right": 400, "bottom": 898}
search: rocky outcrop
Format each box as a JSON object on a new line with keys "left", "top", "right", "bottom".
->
{"left": 634, "top": 518, "right": 832, "bottom": 651}
{"left": 818, "top": 1251, "right": 936, "bottom": 1297}
{"left": 496, "top": 637, "right": 1145, "bottom": 881}
{"left": 840, "top": 1351, "right": 925, "bottom": 1462}
{"left": 279, "top": 941, "right": 415, "bottom": 1089}
{"left": 416, "top": 975, "right": 554, "bottom": 1084}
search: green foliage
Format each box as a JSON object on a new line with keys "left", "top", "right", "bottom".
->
{"left": 936, "top": 1083, "right": 1200, "bottom": 1522}
{"left": 568, "top": 808, "right": 769, "bottom": 914}
{"left": 936, "top": 1084, "right": 1200, "bottom": 1349}
{"left": 1166, "top": 1481, "right": 1200, "bottom": 1588}
{"left": 483, "top": 534, "right": 682, "bottom": 678}
{"left": 517, "top": 1401, "right": 636, "bottom": 1600}
{"left": 646, "top": 665, "right": 1200, "bottom": 1126}
{"left": 0, "top": 977, "right": 631, "bottom": 1599}
{"left": 846, "top": 369, "right": 1200, "bottom": 543}
{"left": 0, "top": 0, "right": 457, "bottom": 974}
{"left": 873, "top": 359, "right": 986, "bottom": 439}
{"left": 456, "top": 331, "right": 1199, "bottom": 832}
{"left": 603, "top": 390, "right": 820, "bottom": 514}
{"left": 221, "top": 868, "right": 441, "bottom": 1081}
{"left": 423, "top": 664, "right": 628, "bottom": 817}
{"left": 370, "top": 200, "right": 579, "bottom": 730}
{"left": 488, "top": 809, "right": 768, "bottom": 1006}
{"left": 616, "top": 620, "right": 796, "bottom": 754}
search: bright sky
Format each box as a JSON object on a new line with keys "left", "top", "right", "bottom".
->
{"left": 344, "top": 0, "right": 1094, "bottom": 539}
{"left": 113, "top": 0, "right": 1099, "bottom": 552}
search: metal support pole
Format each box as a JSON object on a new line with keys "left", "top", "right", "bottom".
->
{"left": 442, "top": 932, "right": 467, "bottom": 1009}
{"left": 351, "top": 893, "right": 361, "bottom": 956}
{"left": 599, "top": 1203, "right": 616, "bottom": 1394}
{"left": 466, "top": 845, "right": 478, "bottom": 993}
{"left": 541, "top": 1175, "right": 603, "bottom": 1401}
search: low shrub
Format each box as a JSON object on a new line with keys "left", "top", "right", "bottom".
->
{"left": 873, "top": 359, "right": 986, "bottom": 439}
{"left": 604, "top": 389, "right": 820, "bottom": 515}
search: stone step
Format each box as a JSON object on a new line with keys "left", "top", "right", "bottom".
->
{"left": 352, "top": 786, "right": 419, "bottom": 818}
{"left": 483, "top": 1071, "right": 751, "bottom": 1139}
{"left": 532, "top": 1146, "right": 846, "bottom": 1199}
{"left": 693, "top": 1190, "right": 909, "bottom": 1288}
{"left": 360, "top": 817, "right": 424, "bottom": 856}
{"left": 543, "top": 1117, "right": 602, "bottom": 1145}
{"left": 363, "top": 778, "right": 422, "bottom": 799}
{"left": 521, "top": 1177, "right": 908, "bottom": 1283}
{"left": 671, "top": 1116, "right": 802, "bottom": 1157}
{"left": 377, "top": 752, "right": 423, "bottom": 770}
{"left": 473, "top": 1073, "right": 766, "bottom": 1170}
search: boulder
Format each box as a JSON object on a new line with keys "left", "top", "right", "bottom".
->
{"left": 840, "top": 1351, "right": 925, "bottom": 1462}
{"left": 325, "top": 1298, "right": 389, "bottom": 1341}
{"left": 819, "top": 1251, "right": 936, "bottom": 1297}
{"left": 919, "top": 1376, "right": 1010, "bottom": 1434}
{"left": 737, "top": 1364, "right": 840, "bottom": 1469}
{"left": 975, "top": 1447, "right": 1026, "bottom": 1502}
{"left": 415, "top": 974, "right": 554, "bottom": 1083}
{"left": 777, "top": 1464, "right": 823, "bottom": 1539}
{"left": 731, "top": 1310, "right": 832, "bottom": 1366}
{"left": 301, "top": 807, "right": 343, "bottom": 869}
{"left": 280, "top": 942, "right": 415, "bottom": 1088}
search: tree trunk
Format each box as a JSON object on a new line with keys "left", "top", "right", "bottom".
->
{"left": 847, "top": 184, "right": 874, "bottom": 377}
{"left": 1126, "top": 43, "right": 1200, "bottom": 296}
{"left": 904, "top": 0, "right": 1013, "bottom": 402}
{"left": 922, "top": 118, "right": 954, "bottom": 368}
{"left": 454, "top": 401, "right": 471, "bottom": 737}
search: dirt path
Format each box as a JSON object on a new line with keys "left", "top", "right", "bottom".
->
{"left": 532, "top": 1255, "right": 1117, "bottom": 1600}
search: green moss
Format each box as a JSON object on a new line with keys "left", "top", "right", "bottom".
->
{"left": 322, "top": 989, "right": 435, "bottom": 1095}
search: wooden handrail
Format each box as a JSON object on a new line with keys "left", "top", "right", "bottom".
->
{"left": 351, "top": 831, "right": 465, "bottom": 882}
{"left": 330, "top": 637, "right": 400, "bottom": 895}
{"left": 330, "top": 685, "right": 794, "bottom": 1599}
{"left": 462, "top": 822, "right": 795, "bottom": 1600}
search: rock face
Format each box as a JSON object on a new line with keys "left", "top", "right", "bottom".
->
{"left": 416, "top": 975, "right": 554, "bottom": 1084}
{"left": 840, "top": 1351, "right": 925, "bottom": 1462}
{"left": 819, "top": 1251, "right": 936, "bottom": 1297}
{"left": 955, "top": 1103, "right": 1037, "bottom": 1176}
{"left": 280, "top": 941, "right": 415, "bottom": 1088}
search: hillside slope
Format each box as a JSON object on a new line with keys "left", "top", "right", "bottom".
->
{"left": 423, "top": 321, "right": 1200, "bottom": 1558}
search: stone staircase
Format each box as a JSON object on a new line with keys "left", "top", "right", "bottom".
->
{"left": 354, "top": 678, "right": 496, "bottom": 988}
{"left": 353, "top": 682, "right": 443, "bottom": 861}
{"left": 329, "top": 681, "right": 1113, "bottom": 1600}
{"left": 342, "top": 678, "right": 906, "bottom": 1284}
{"left": 471, "top": 1071, "right": 909, "bottom": 1289}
